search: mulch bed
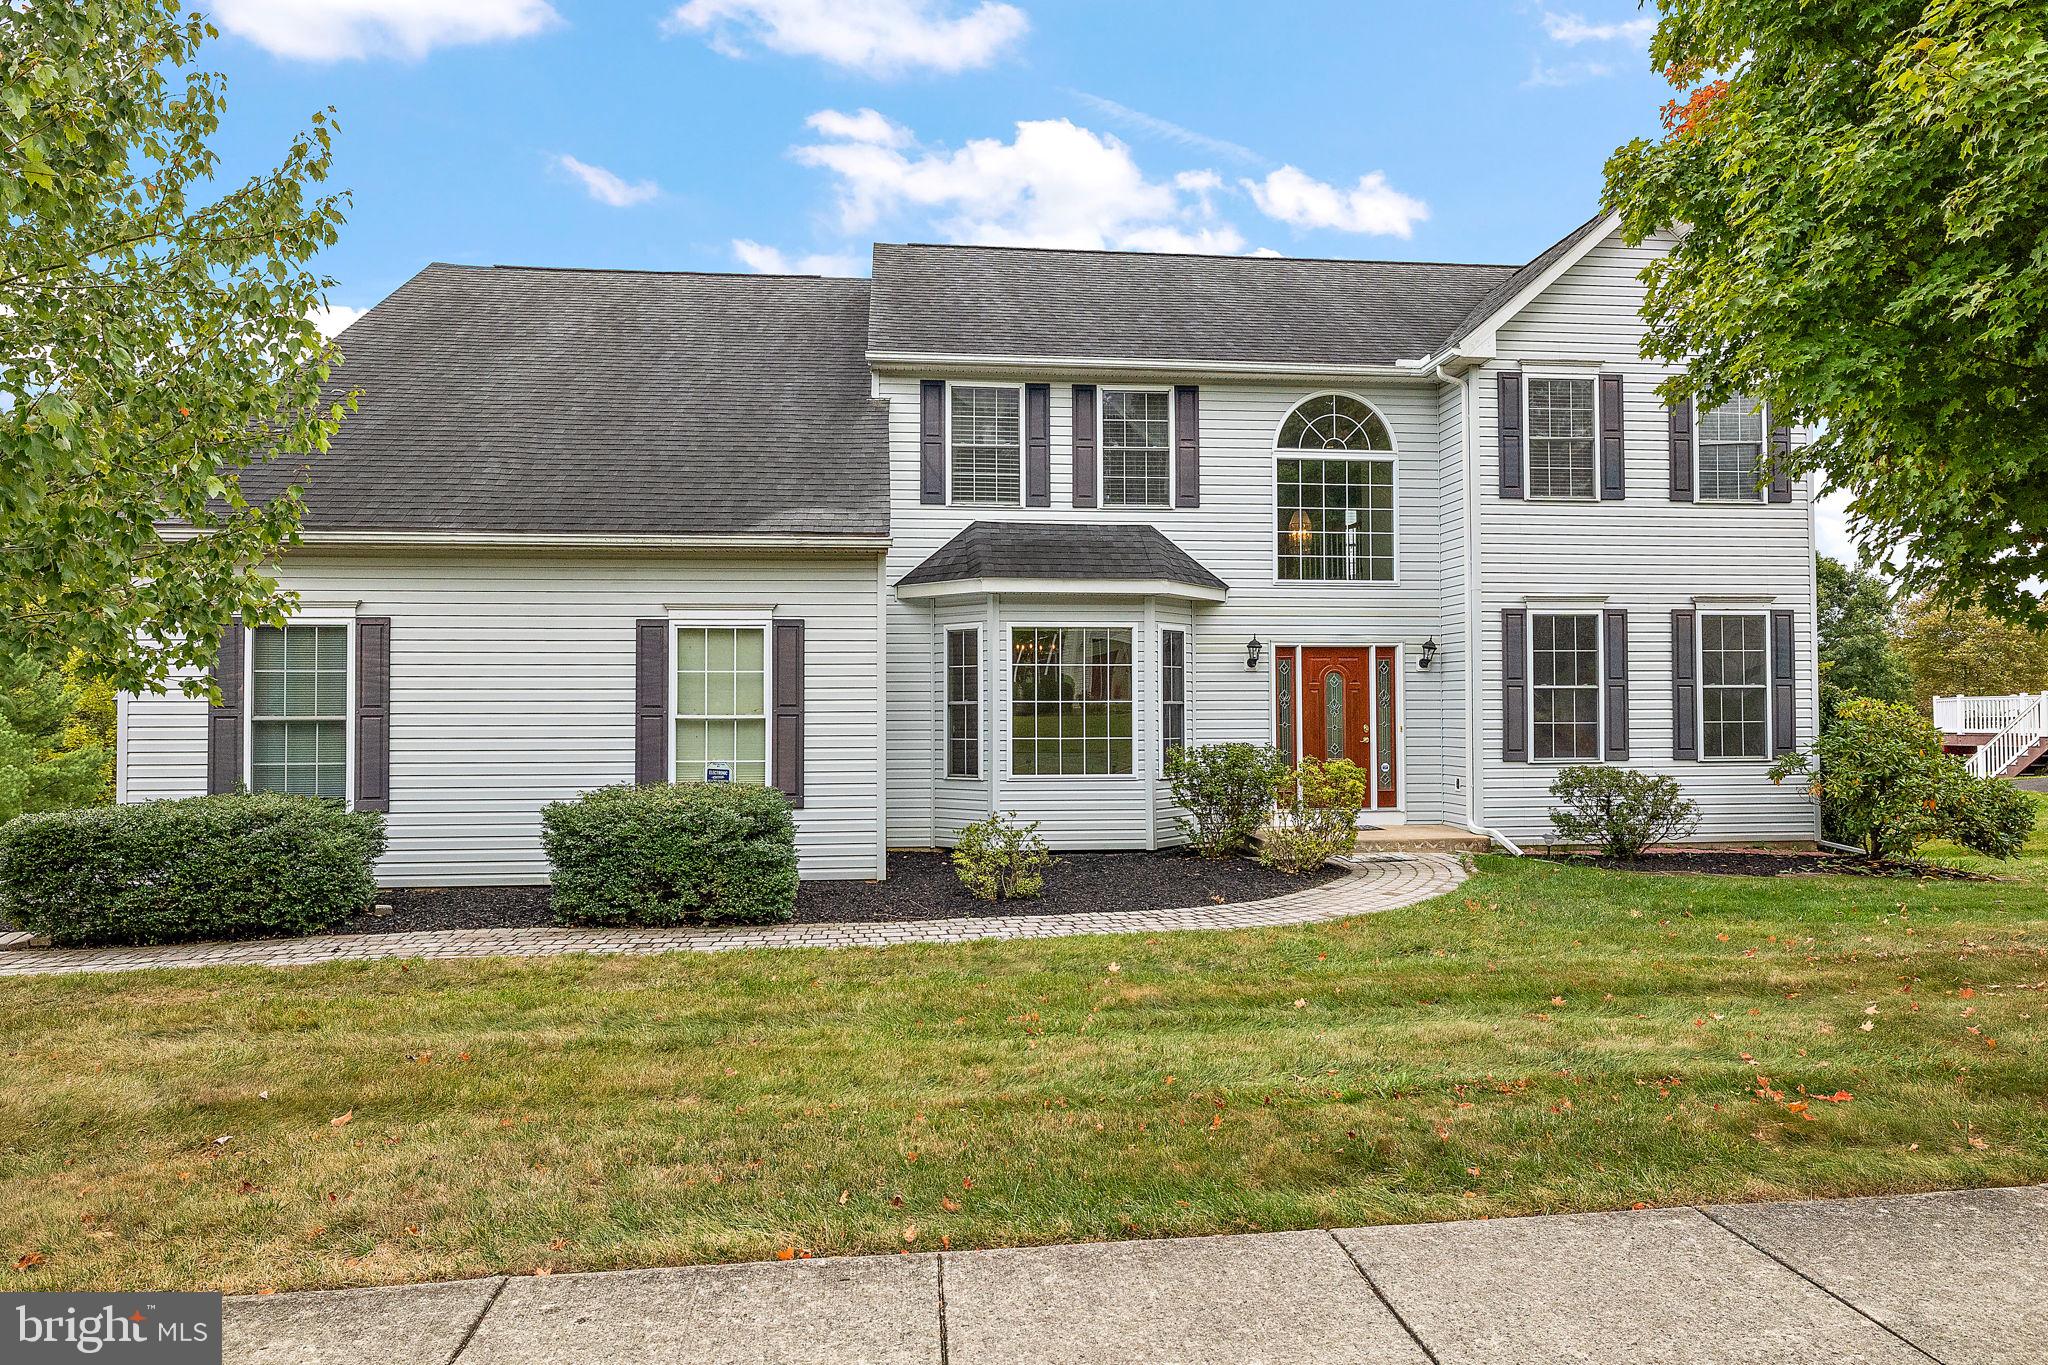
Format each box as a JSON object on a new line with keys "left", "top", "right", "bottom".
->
{"left": 1534, "top": 847, "right": 1992, "bottom": 881}
{"left": 332, "top": 849, "right": 1342, "bottom": 936}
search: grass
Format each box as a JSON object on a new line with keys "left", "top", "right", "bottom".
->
{"left": 3, "top": 795, "right": 2045, "bottom": 1293}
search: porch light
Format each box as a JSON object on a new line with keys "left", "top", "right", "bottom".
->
{"left": 1246, "top": 636, "right": 1264, "bottom": 671}
{"left": 1419, "top": 637, "right": 1438, "bottom": 671}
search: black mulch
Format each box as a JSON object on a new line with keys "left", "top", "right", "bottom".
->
{"left": 331, "top": 849, "right": 1342, "bottom": 936}
{"left": 1535, "top": 848, "right": 1992, "bottom": 881}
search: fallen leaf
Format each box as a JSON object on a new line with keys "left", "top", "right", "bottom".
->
{"left": 903, "top": 1225, "right": 919, "bottom": 1243}
{"left": 777, "top": 1248, "right": 796, "bottom": 1261}
{"left": 533, "top": 1265, "right": 553, "bottom": 1277}
{"left": 13, "top": 1253, "right": 44, "bottom": 1272}
{"left": 942, "top": 1197, "right": 962, "bottom": 1213}
{"left": 329, "top": 1111, "right": 353, "bottom": 1128}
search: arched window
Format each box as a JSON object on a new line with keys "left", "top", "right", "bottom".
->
{"left": 1275, "top": 394, "right": 1395, "bottom": 582}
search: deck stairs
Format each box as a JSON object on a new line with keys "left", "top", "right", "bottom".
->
{"left": 1963, "top": 693, "right": 2048, "bottom": 780}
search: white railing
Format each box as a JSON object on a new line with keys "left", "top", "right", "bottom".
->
{"left": 1935, "top": 693, "right": 2047, "bottom": 733}
{"left": 1967, "top": 693, "right": 2048, "bottom": 779}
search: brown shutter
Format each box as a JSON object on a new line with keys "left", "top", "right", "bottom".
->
{"left": 1668, "top": 398, "right": 1694, "bottom": 501}
{"left": 1767, "top": 423, "right": 1793, "bottom": 502}
{"left": 1502, "top": 608, "right": 1528, "bottom": 762}
{"left": 207, "top": 621, "right": 245, "bottom": 794}
{"left": 354, "top": 617, "right": 391, "bottom": 812}
{"left": 1024, "top": 382, "right": 1051, "bottom": 507}
{"left": 1602, "top": 608, "right": 1629, "bottom": 760}
{"left": 773, "top": 618, "right": 805, "bottom": 808}
{"left": 1671, "top": 609, "right": 1698, "bottom": 759}
{"left": 919, "top": 380, "right": 945, "bottom": 505}
{"left": 1770, "top": 609, "right": 1796, "bottom": 754}
{"left": 635, "top": 619, "right": 668, "bottom": 785}
{"left": 1497, "top": 371, "right": 1524, "bottom": 499}
{"left": 1071, "top": 383, "right": 1098, "bottom": 508}
{"left": 1599, "top": 372, "right": 1625, "bottom": 500}
{"left": 1173, "top": 385, "right": 1200, "bottom": 507}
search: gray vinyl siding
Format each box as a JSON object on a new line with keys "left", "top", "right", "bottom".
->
{"left": 117, "top": 549, "right": 885, "bottom": 884}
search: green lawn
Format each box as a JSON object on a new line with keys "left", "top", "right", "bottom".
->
{"left": 3, "top": 797, "right": 2045, "bottom": 1293}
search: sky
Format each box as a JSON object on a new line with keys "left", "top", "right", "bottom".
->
{"left": 190, "top": 0, "right": 1851, "bottom": 555}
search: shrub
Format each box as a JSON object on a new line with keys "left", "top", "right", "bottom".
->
{"left": 1769, "top": 697, "right": 2039, "bottom": 860}
{"left": 1165, "top": 742, "right": 1287, "bottom": 858}
{"left": 1260, "top": 757, "right": 1369, "bottom": 875}
{"left": 1546, "top": 767, "right": 1701, "bottom": 858}
{"left": 540, "top": 783, "right": 796, "bottom": 926}
{"left": 0, "top": 792, "right": 384, "bottom": 946}
{"left": 951, "top": 811, "right": 1051, "bottom": 901}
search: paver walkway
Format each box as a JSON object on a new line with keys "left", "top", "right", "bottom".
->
{"left": 0, "top": 853, "right": 1465, "bottom": 978}
{"left": 222, "top": 1186, "right": 2048, "bottom": 1363}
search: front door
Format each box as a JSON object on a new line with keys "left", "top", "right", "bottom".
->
{"left": 1281, "top": 646, "right": 1400, "bottom": 811}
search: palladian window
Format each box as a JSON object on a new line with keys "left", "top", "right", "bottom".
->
{"left": 1275, "top": 394, "right": 1395, "bottom": 582}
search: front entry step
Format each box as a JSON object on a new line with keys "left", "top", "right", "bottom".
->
{"left": 1353, "top": 823, "right": 1491, "bottom": 855}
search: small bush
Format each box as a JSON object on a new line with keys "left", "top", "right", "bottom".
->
{"left": 1166, "top": 742, "right": 1287, "bottom": 858}
{"left": 1939, "top": 773, "right": 2038, "bottom": 862}
{"left": 540, "top": 783, "right": 796, "bottom": 926}
{"left": 1547, "top": 767, "right": 1701, "bottom": 858}
{"left": 1260, "top": 758, "right": 1369, "bottom": 875}
{"left": 952, "top": 811, "right": 1051, "bottom": 901}
{"left": 0, "top": 792, "right": 385, "bottom": 946}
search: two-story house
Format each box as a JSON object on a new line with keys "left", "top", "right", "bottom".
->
{"left": 115, "top": 210, "right": 1821, "bottom": 884}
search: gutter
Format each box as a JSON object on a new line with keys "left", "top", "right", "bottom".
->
{"left": 159, "top": 526, "right": 892, "bottom": 552}
{"left": 1466, "top": 824, "right": 1525, "bottom": 856}
{"left": 866, "top": 350, "right": 1441, "bottom": 383}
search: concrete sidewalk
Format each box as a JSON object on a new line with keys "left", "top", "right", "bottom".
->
{"left": 224, "top": 1185, "right": 2048, "bottom": 1364}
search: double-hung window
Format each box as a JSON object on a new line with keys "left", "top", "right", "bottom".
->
{"left": 1101, "top": 389, "right": 1171, "bottom": 506}
{"left": 949, "top": 384, "right": 1021, "bottom": 504}
{"left": 1526, "top": 375, "right": 1597, "bottom": 499}
{"left": 249, "top": 623, "right": 350, "bottom": 798}
{"left": 674, "top": 625, "right": 768, "bottom": 785}
{"left": 1530, "top": 612, "right": 1601, "bottom": 760}
{"left": 1696, "top": 396, "right": 1766, "bottom": 502}
{"left": 1159, "top": 629, "right": 1187, "bottom": 773}
{"left": 1700, "top": 612, "right": 1769, "bottom": 759}
{"left": 1011, "top": 627, "right": 1134, "bottom": 776}
{"left": 1275, "top": 394, "right": 1396, "bottom": 582}
{"left": 945, "top": 628, "right": 980, "bottom": 779}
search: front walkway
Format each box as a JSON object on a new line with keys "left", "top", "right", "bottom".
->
{"left": 0, "top": 853, "right": 1466, "bottom": 978}
{"left": 222, "top": 1186, "right": 2048, "bottom": 1364}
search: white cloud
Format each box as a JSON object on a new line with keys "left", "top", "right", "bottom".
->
{"left": 1242, "top": 165, "right": 1429, "bottom": 239}
{"left": 210, "top": 0, "right": 559, "bottom": 61}
{"left": 310, "top": 304, "right": 368, "bottom": 338}
{"left": 1522, "top": 59, "right": 1616, "bottom": 89}
{"left": 731, "top": 240, "right": 866, "bottom": 276}
{"left": 1541, "top": 11, "right": 1657, "bottom": 45}
{"left": 1066, "top": 91, "right": 1263, "bottom": 166}
{"left": 554, "top": 155, "right": 660, "bottom": 207}
{"left": 805, "top": 108, "right": 912, "bottom": 148}
{"left": 666, "top": 0, "right": 1027, "bottom": 75}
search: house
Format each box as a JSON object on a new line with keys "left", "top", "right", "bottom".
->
{"left": 115, "top": 210, "right": 1823, "bottom": 884}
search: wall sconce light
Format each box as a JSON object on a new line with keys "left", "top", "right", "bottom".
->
{"left": 1246, "top": 636, "right": 1264, "bottom": 671}
{"left": 1418, "top": 637, "right": 1438, "bottom": 671}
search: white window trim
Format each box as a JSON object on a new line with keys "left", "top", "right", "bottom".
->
{"left": 1159, "top": 625, "right": 1188, "bottom": 777}
{"left": 1522, "top": 369, "right": 1602, "bottom": 504}
{"left": 1269, "top": 391, "right": 1402, "bottom": 588}
{"left": 1697, "top": 608, "right": 1773, "bottom": 763}
{"left": 243, "top": 611, "right": 357, "bottom": 806}
{"left": 945, "top": 379, "right": 1026, "bottom": 508}
{"left": 1097, "top": 384, "right": 1176, "bottom": 510}
{"left": 1003, "top": 620, "right": 1143, "bottom": 782}
{"left": 1694, "top": 395, "right": 1770, "bottom": 504}
{"left": 666, "top": 612, "right": 775, "bottom": 787}
{"left": 942, "top": 624, "right": 983, "bottom": 782}
{"left": 1528, "top": 609, "right": 1604, "bottom": 765}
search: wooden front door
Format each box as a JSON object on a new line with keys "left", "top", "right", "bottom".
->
{"left": 1282, "top": 645, "right": 1400, "bottom": 810}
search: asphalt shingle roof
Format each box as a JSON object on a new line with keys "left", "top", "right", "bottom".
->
{"left": 897, "top": 521, "right": 1228, "bottom": 593}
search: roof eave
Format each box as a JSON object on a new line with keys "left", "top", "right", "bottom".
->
{"left": 866, "top": 351, "right": 1441, "bottom": 383}
{"left": 895, "top": 575, "right": 1228, "bottom": 603}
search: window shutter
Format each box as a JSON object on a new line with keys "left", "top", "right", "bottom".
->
{"left": 635, "top": 619, "right": 668, "bottom": 785}
{"left": 1770, "top": 609, "right": 1796, "bottom": 755}
{"left": 1671, "top": 609, "right": 1698, "bottom": 760}
{"left": 1496, "top": 371, "right": 1524, "bottom": 499}
{"left": 919, "top": 380, "right": 945, "bottom": 505}
{"left": 1173, "top": 385, "right": 1201, "bottom": 507}
{"left": 1767, "top": 423, "right": 1794, "bottom": 502}
{"left": 1071, "top": 384, "right": 1098, "bottom": 508}
{"left": 354, "top": 617, "right": 391, "bottom": 812}
{"left": 1668, "top": 398, "right": 1694, "bottom": 501}
{"left": 773, "top": 618, "right": 805, "bottom": 808}
{"left": 207, "top": 621, "right": 245, "bottom": 795}
{"left": 1502, "top": 608, "right": 1528, "bottom": 762}
{"left": 1024, "top": 382, "right": 1051, "bottom": 508}
{"left": 1599, "top": 372, "right": 1625, "bottom": 500}
{"left": 1602, "top": 609, "right": 1629, "bottom": 760}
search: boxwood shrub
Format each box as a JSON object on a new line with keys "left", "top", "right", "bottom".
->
{"left": 540, "top": 783, "right": 797, "bottom": 927}
{"left": 0, "top": 793, "right": 386, "bottom": 946}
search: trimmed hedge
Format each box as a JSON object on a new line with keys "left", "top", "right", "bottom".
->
{"left": 540, "top": 783, "right": 797, "bottom": 927}
{"left": 0, "top": 793, "right": 386, "bottom": 946}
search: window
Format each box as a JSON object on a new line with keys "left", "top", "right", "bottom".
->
{"left": 1531, "top": 612, "right": 1600, "bottom": 760}
{"left": 1011, "top": 627, "right": 1134, "bottom": 776}
{"left": 1160, "top": 629, "right": 1186, "bottom": 773}
{"left": 674, "top": 625, "right": 767, "bottom": 785}
{"left": 1101, "top": 389, "right": 1171, "bottom": 506}
{"left": 945, "top": 628, "right": 980, "bottom": 779}
{"left": 1700, "top": 612, "right": 1769, "bottom": 759}
{"left": 250, "top": 624, "right": 349, "bottom": 798}
{"left": 1275, "top": 394, "right": 1395, "bottom": 582}
{"left": 1526, "top": 376, "right": 1597, "bottom": 499}
{"left": 949, "top": 384, "right": 1021, "bottom": 504}
{"left": 1697, "top": 395, "right": 1765, "bottom": 501}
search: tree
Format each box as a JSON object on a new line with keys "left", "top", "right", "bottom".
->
{"left": 1605, "top": 0, "right": 2048, "bottom": 625}
{"left": 2, "top": 1, "right": 351, "bottom": 699}
{"left": 1899, "top": 594, "right": 2048, "bottom": 710}
{"left": 1816, "top": 556, "right": 1911, "bottom": 718}
{"left": 0, "top": 654, "right": 111, "bottom": 823}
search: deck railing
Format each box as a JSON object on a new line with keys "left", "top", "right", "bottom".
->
{"left": 1934, "top": 693, "right": 2048, "bottom": 733}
